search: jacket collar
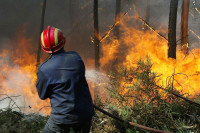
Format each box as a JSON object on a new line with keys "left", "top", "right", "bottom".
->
{"left": 52, "top": 49, "right": 66, "bottom": 55}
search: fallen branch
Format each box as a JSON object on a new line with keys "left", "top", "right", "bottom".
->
{"left": 156, "top": 85, "right": 200, "bottom": 108}
{"left": 93, "top": 104, "right": 173, "bottom": 133}
{"left": 0, "top": 95, "right": 20, "bottom": 102}
{"left": 0, "top": 94, "right": 21, "bottom": 111}
{"left": 0, "top": 106, "right": 31, "bottom": 111}
{"left": 169, "top": 90, "right": 200, "bottom": 107}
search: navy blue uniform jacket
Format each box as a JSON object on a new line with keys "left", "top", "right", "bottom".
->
{"left": 36, "top": 50, "right": 94, "bottom": 124}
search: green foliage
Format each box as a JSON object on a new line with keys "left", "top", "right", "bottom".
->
{"left": 93, "top": 57, "right": 200, "bottom": 133}
{"left": 0, "top": 108, "right": 48, "bottom": 133}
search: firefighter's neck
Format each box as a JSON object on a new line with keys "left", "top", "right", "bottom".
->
{"left": 51, "top": 48, "right": 65, "bottom": 55}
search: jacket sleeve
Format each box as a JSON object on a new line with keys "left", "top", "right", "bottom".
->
{"left": 36, "top": 69, "right": 49, "bottom": 100}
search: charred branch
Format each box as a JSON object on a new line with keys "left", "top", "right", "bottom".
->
{"left": 155, "top": 85, "right": 200, "bottom": 108}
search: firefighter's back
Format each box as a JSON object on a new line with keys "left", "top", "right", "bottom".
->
{"left": 38, "top": 49, "right": 94, "bottom": 124}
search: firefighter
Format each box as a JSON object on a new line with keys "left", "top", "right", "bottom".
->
{"left": 36, "top": 26, "right": 94, "bottom": 133}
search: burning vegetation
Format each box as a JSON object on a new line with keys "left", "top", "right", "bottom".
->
{"left": 101, "top": 15, "right": 200, "bottom": 97}
{"left": 0, "top": 34, "right": 50, "bottom": 115}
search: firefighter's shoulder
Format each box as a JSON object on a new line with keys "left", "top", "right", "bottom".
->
{"left": 66, "top": 51, "right": 82, "bottom": 60}
{"left": 37, "top": 57, "right": 52, "bottom": 72}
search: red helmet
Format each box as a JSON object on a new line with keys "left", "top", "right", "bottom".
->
{"left": 40, "top": 26, "right": 65, "bottom": 53}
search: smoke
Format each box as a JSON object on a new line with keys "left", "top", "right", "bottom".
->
{"left": 86, "top": 69, "right": 110, "bottom": 88}
{"left": 0, "top": 54, "right": 111, "bottom": 113}
{"left": 85, "top": 69, "right": 111, "bottom": 100}
{"left": 1, "top": 0, "right": 200, "bottom": 113}
{"left": 85, "top": 69, "right": 111, "bottom": 101}
{"left": 1, "top": 0, "right": 200, "bottom": 64}
{"left": 0, "top": 54, "right": 35, "bottom": 113}
{"left": 2, "top": 67, "right": 33, "bottom": 94}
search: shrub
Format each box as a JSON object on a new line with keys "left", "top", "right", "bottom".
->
{"left": 0, "top": 108, "right": 48, "bottom": 133}
{"left": 93, "top": 58, "right": 200, "bottom": 133}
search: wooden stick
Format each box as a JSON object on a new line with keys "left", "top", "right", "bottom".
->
{"left": 93, "top": 104, "right": 173, "bottom": 133}
{"left": 169, "top": 90, "right": 200, "bottom": 107}
{"left": 156, "top": 85, "right": 200, "bottom": 107}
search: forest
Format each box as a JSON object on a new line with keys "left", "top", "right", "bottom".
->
{"left": 0, "top": 0, "right": 200, "bottom": 132}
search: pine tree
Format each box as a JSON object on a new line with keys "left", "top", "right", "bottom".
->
{"left": 168, "top": 0, "right": 178, "bottom": 59}
{"left": 181, "top": 0, "right": 189, "bottom": 54}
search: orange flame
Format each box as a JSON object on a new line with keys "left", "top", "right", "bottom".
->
{"left": 100, "top": 15, "right": 200, "bottom": 97}
{"left": 0, "top": 33, "right": 50, "bottom": 115}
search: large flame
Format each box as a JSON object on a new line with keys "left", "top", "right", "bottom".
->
{"left": 100, "top": 15, "right": 200, "bottom": 97}
{"left": 0, "top": 33, "right": 50, "bottom": 115}
{"left": 1, "top": 13, "right": 200, "bottom": 116}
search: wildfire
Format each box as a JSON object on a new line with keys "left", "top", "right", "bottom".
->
{"left": 0, "top": 34, "right": 50, "bottom": 115}
{"left": 100, "top": 15, "right": 200, "bottom": 97}
{"left": 1, "top": 12, "right": 200, "bottom": 116}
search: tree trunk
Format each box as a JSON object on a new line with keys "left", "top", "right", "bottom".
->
{"left": 93, "top": 0, "right": 100, "bottom": 102}
{"left": 36, "top": 0, "right": 46, "bottom": 68}
{"left": 181, "top": 0, "right": 189, "bottom": 54}
{"left": 114, "top": 0, "right": 121, "bottom": 40}
{"left": 94, "top": 0, "right": 100, "bottom": 70}
{"left": 108, "top": 0, "right": 121, "bottom": 70}
{"left": 168, "top": 0, "right": 178, "bottom": 59}
{"left": 111, "top": 0, "right": 122, "bottom": 69}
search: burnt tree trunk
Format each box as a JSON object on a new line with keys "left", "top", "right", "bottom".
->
{"left": 93, "top": 0, "right": 100, "bottom": 70}
{"left": 168, "top": 0, "right": 178, "bottom": 59}
{"left": 111, "top": 0, "right": 121, "bottom": 69}
{"left": 36, "top": 0, "right": 46, "bottom": 68}
{"left": 181, "top": 0, "right": 189, "bottom": 54}
{"left": 93, "top": 0, "right": 100, "bottom": 101}
{"left": 114, "top": 0, "right": 121, "bottom": 40}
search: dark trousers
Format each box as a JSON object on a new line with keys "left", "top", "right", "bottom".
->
{"left": 42, "top": 118, "right": 92, "bottom": 133}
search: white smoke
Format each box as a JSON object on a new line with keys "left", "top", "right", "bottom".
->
{"left": 0, "top": 58, "right": 112, "bottom": 113}
{"left": 85, "top": 69, "right": 111, "bottom": 99}
{"left": 0, "top": 54, "right": 36, "bottom": 113}
{"left": 86, "top": 69, "right": 110, "bottom": 87}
